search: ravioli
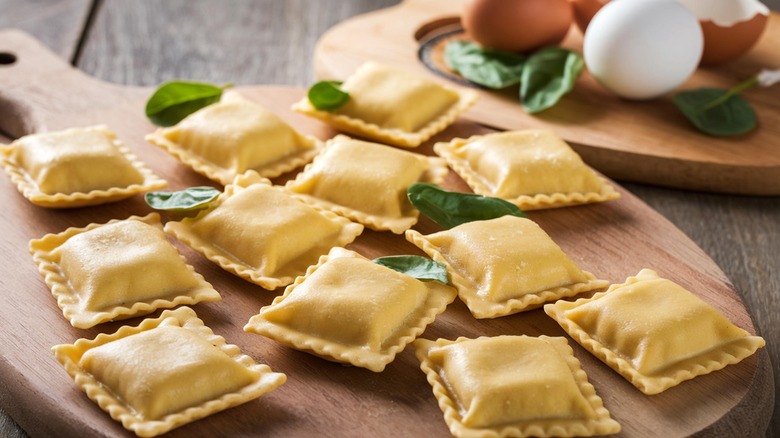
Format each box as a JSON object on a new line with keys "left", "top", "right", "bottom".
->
{"left": 52, "top": 307, "right": 286, "bottom": 437}
{"left": 244, "top": 247, "right": 457, "bottom": 372}
{"left": 434, "top": 130, "right": 620, "bottom": 210}
{"left": 285, "top": 135, "right": 448, "bottom": 233}
{"left": 406, "top": 215, "right": 608, "bottom": 318}
{"left": 1, "top": 125, "right": 166, "bottom": 207}
{"left": 165, "top": 171, "right": 364, "bottom": 290}
{"left": 292, "top": 62, "right": 478, "bottom": 148}
{"left": 414, "top": 335, "right": 621, "bottom": 437}
{"left": 545, "top": 269, "right": 766, "bottom": 394}
{"left": 146, "top": 93, "right": 321, "bottom": 185}
{"left": 29, "top": 213, "right": 220, "bottom": 329}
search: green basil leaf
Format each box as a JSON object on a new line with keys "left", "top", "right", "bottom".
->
{"left": 144, "top": 187, "right": 221, "bottom": 211}
{"left": 520, "top": 47, "right": 584, "bottom": 113}
{"left": 308, "top": 81, "right": 349, "bottom": 111}
{"left": 373, "top": 255, "right": 449, "bottom": 284}
{"left": 444, "top": 40, "right": 525, "bottom": 89}
{"left": 145, "top": 81, "right": 229, "bottom": 127}
{"left": 407, "top": 183, "right": 527, "bottom": 229}
{"left": 674, "top": 88, "right": 757, "bottom": 136}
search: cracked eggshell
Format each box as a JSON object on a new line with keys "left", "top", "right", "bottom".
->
{"left": 583, "top": 0, "right": 703, "bottom": 100}
{"left": 678, "top": 0, "right": 770, "bottom": 65}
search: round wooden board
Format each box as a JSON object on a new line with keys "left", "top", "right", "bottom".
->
{"left": 0, "top": 29, "right": 773, "bottom": 437}
{"left": 313, "top": 0, "right": 780, "bottom": 196}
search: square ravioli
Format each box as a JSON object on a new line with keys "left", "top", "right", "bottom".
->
{"left": 52, "top": 307, "right": 286, "bottom": 437}
{"left": 165, "top": 171, "right": 364, "bottom": 290}
{"left": 434, "top": 130, "right": 620, "bottom": 210}
{"left": 146, "top": 92, "right": 321, "bottom": 185}
{"left": 545, "top": 269, "right": 766, "bottom": 395}
{"left": 285, "top": 135, "right": 449, "bottom": 233}
{"left": 414, "top": 335, "right": 621, "bottom": 437}
{"left": 29, "top": 213, "right": 220, "bottom": 329}
{"left": 1, "top": 125, "right": 166, "bottom": 208}
{"left": 244, "top": 247, "right": 457, "bottom": 372}
{"left": 406, "top": 215, "right": 608, "bottom": 318}
{"left": 292, "top": 62, "right": 478, "bottom": 148}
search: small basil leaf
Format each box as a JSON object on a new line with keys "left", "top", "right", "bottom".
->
{"left": 146, "top": 81, "right": 229, "bottom": 127}
{"left": 674, "top": 88, "right": 757, "bottom": 136}
{"left": 373, "top": 255, "right": 449, "bottom": 284}
{"left": 520, "top": 47, "right": 584, "bottom": 114}
{"left": 308, "top": 81, "right": 349, "bottom": 111}
{"left": 407, "top": 183, "right": 527, "bottom": 229}
{"left": 444, "top": 40, "right": 525, "bottom": 89}
{"left": 144, "top": 187, "right": 221, "bottom": 211}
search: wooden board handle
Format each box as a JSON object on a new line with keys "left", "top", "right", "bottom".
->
{"left": 0, "top": 29, "right": 144, "bottom": 139}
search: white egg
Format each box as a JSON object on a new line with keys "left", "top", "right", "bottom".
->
{"left": 583, "top": 0, "right": 704, "bottom": 100}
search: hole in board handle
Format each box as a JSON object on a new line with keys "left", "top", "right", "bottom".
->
{"left": 0, "top": 52, "right": 17, "bottom": 65}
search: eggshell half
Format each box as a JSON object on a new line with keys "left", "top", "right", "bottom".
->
{"left": 678, "top": 0, "right": 770, "bottom": 65}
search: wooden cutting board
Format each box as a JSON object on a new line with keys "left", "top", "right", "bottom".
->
{"left": 0, "top": 29, "right": 772, "bottom": 437}
{"left": 313, "top": 0, "right": 780, "bottom": 196}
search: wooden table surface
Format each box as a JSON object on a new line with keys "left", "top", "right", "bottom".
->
{"left": 1, "top": 1, "right": 778, "bottom": 437}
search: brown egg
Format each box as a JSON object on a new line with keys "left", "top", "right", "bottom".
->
{"left": 569, "top": 0, "right": 608, "bottom": 34}
{"left": 462, "top": 0, "right": 574, "bottom": 53}
{"left": 699, "top": 14, "right": 769, "bottom": 65}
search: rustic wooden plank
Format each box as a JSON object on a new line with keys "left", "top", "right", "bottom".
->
{"left": 0, "top": 0, "right": 92, "bottom": 60}
{"left": 0, "top": 2, "right": 92, "bottom": 436}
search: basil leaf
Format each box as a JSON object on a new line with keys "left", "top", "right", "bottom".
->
{"left": 674, "top": 88, "right": 757, "bottom": 136}
{"left": 407, "top": 183, "right": 527, "bottom": 229}
{"left": 308, "top": 81, "right": 349, "bottom": 111}
{"left": 144, "top": 187, "right": 221, "bottom": 211}
{"left": 520, "top": 47, "right": 584, "bottom": 114}
{"left": 373, "top": 255, "right": 449, "bottom": 284}
{"left": 146, "top": 81, "right": 230, "bottom": 127}
{"left": 444, "top": 41, "right": 525, "bottom": 89}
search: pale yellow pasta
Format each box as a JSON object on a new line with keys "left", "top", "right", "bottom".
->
{"left": 245, "top": 247, "right": 457, "bottom": 372}
{"left": 29, "top": 213, "right": 220, "bottom": 329}
{"left": 434, "top": 130, "right": 619, "bottom": 210}
{"left": 406, "top": 215, "right": 608, "bottom": 318}
{"left": 165, "top": 172, "right": 363, "bottom": 290}
{"left": 286, "top": 135, "right": 448, "bottom": 233}
{"left": 292, "top": 62, "right": 478, "bottom": 148}
{"left": 146, "top": 93, "right": 320, "bottom": 185}
{"left": 545, "top": 269, "right": 766, "bottom": 394}
{"left": 1, "top": 125, "right": 166, "bottom": 207}
{"left": 52, "top": 307, "right": 286, "bottom": 437}
{"left": 414, "top": 335, "right": 621, "bottom": 437}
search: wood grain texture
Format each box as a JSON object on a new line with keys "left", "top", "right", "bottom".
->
{"left": 313, "top": 0, "right": 780, "bottom": 195}
{"left": 0, "top": 28, "right": 772, "bottom": 437}
{"left": 0, "top": 0, "right": 778, "bottom": 436}
{"left": 0, "top": 0, "right": 91, "bottom": 62}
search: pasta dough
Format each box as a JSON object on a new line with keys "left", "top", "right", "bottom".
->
{"left": 293, "top": 62, "right": 478, "bottom": 147}
{"left": 1, "top": 125, "right": 166, "bottom": 207}
{"left": 286, "top": 135, "right": 448, "bottom": 233}
{"left": 146, "top": 93, "right": 321, "bottom": 185}
{"left": 434, "top": 130, "right": 620, "bottom": 210}
{"left": 29, "top": 213, "right": 220, "bottom": 329}
{"left": 245, "top": 247, "right": 457, "bottom": 372}
{"left": 406, "top": 215, "right": 608, "bottom": 318}
{"left": 414, "top": 335, "right": 621, "bottom": 437}
{"left": 52, "top": 307, "right": 286, "bottom": 437}
{"left": 165, "top": 171, "right": 364, "bottom": 289}
{"left": 545, "top": 269, "right": 766, "bottom": 394}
